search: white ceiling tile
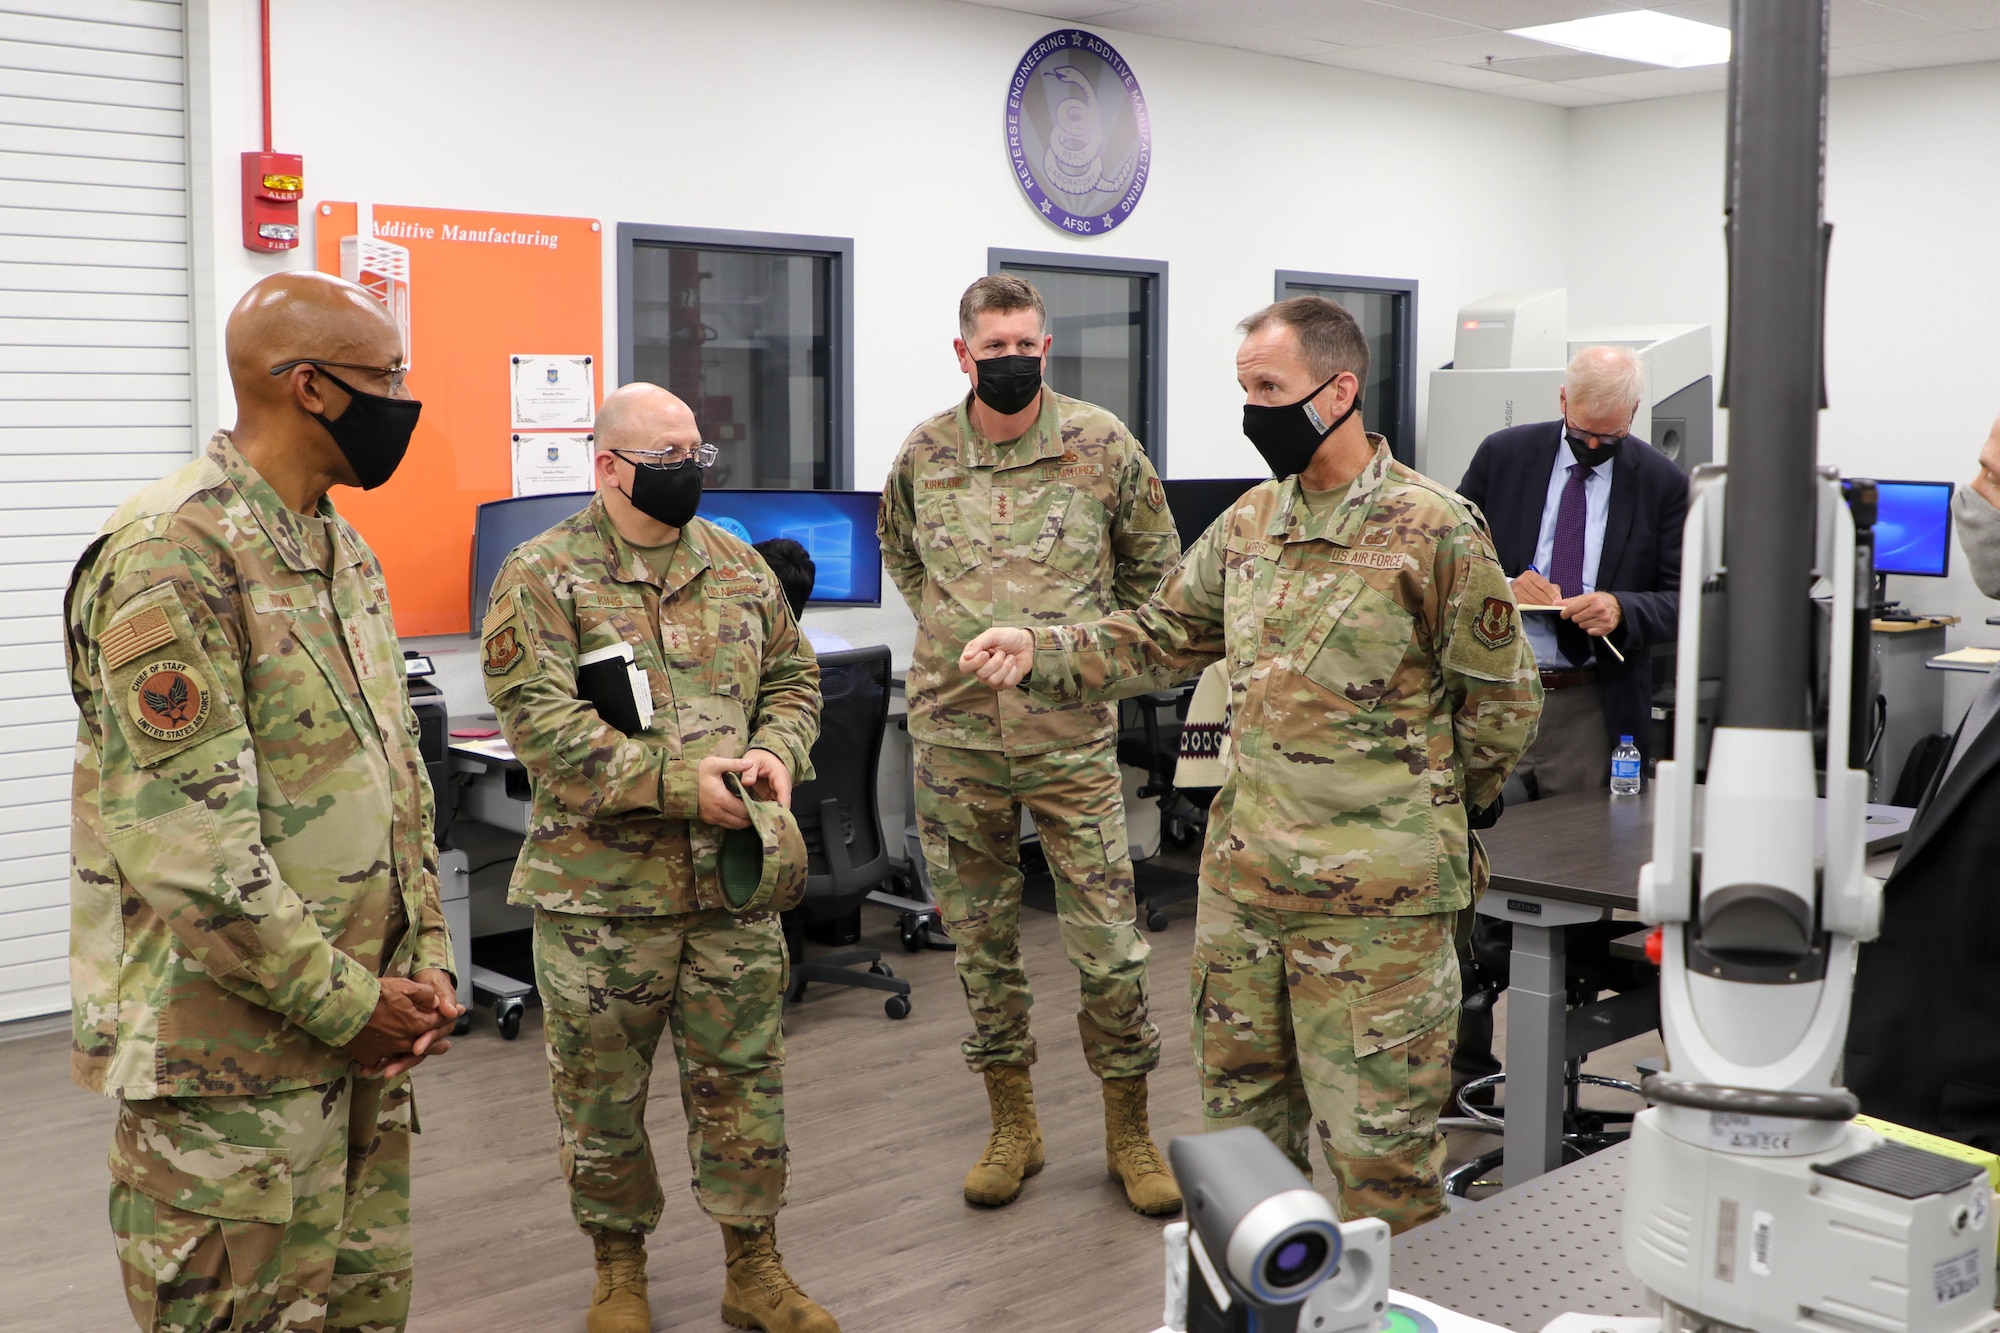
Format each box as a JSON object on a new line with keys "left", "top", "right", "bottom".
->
{"left": 1485, "top": 79, "right": 1629, "bottom": 105}
{"left": 1104, "top": 5, "right": 1346, "bottom": 58}
{"left": 1306, "top": 43, "right": 1542, "bottom": 90}
{"left": 1835, "top": 27, "right": 2000, "bottom": 62}
{"left": 1563, "top": 66, "right": 1730, "bottom": 96}
{"left": 1829, "top": 0, "right": 1958, "bottom": 46}
{"left": 1490, "top": 51, "right": 1660, "bottom": 79}
{"left": 961, "top": 0, "right": 1141, "bottom": 16}
{"left": 1860, "top": 0, "right": 2000, "bottom": 29}
{"left": 1376, "top": 0, "right": 1637, "bottom": 23}
{"left": 1826, "top": 51, "right": 1895, "bottom": 74}
{"left": 1156, "top": 0, "right": 1484, "bottom": 47}
{"left": 1652, "top": 0, "right": 1733, "bottom": 25}
{"left": 1374, "top": 28, "right": 1585, "bottom": 64}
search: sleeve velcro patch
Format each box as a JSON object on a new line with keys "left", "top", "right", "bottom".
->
{"left": 481, "top": 587, "right": 545, "bottom": 696}
{"left": 99, "top": 587, "right": 242, "bottom": 769}
{"left": 1443, "top": 563, "right": 1526, "bottom": 683}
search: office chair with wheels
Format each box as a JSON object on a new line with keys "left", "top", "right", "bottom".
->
{"left": 785, "top": 646, "right": 913, "bottom": 1020}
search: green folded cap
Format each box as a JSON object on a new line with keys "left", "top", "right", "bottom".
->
{"left": 719, "top": 770, "right": 809, "bottom": 914}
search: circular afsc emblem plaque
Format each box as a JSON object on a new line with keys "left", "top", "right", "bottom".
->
{"left": 1006, "top": 30, "right": 1152, "bottom": 236}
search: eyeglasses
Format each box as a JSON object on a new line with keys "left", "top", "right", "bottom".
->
{"left": 269, "top": 358, "right": 409, "bottom": 391}
{"left": 1564, "top": 418, "right": 1629, "bottom": 448}
{"left": 611, "top": 442, "right": 718, "bottom": 471}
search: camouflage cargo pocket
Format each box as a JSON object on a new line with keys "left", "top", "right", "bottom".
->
{"left": 1300, "top": 576, "right": 1414, "bottom": 709}
{"left": 1033, "top": 485, "right": 1111, "bottom": 587}
{"left": 917, "top": 491, "right": 982, "bottom": 584}
{"left": 1348, "top": 953, "right": 1459, "bottom": 1138}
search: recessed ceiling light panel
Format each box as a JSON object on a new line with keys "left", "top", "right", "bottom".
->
{"left": 1507, "top": 10, "right": 1732, "bottom": 70}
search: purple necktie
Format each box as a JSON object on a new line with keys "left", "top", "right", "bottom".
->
{"left": 1550, "top": 464, "right": 1594, "bottom": 666}
{"left": 1550, "top": 463, "right": 1587, "bottom": 598}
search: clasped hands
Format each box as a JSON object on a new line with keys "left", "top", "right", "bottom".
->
{"left": 1511, "top": 569, "right": 1622, "bottom": 638}
{"left": 695, "top": 749, "right": 791, "bottom": 830}
{"left": 342, "top": 967, "right": 462, "bottom": 1079}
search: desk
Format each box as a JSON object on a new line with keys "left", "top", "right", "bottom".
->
{"left": 1394, "top": 1142, "right": 1643, "bottom": 1330}
{"left": 1477, "top": 791, "right": 1914, "bottom": 1188}
{"left": 443, "top": 730, "right": 537, "bottom": 1036}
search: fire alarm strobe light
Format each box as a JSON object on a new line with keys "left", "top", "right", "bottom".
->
{"left": 242, "top": 151, "right": 303, "bottom": 251}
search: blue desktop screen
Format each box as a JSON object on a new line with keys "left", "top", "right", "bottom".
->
{"left": 469, "top": 488, "right": 883, "bottom": 631}
{"left": 1873, "top": 479, "right": 1953, "bottom": 578}
{"left": 692, "top": 489, "right": 883, "bottom": 606}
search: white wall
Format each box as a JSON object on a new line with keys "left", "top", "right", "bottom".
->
{"left": 180, "top": 0, "right": 1577, "bottom": 693}
{"left": 192, "top": 0, "right": 1571, "bottom": 485}
{"left": 1568, "top": 62, "right": 2000, "bottom": 703}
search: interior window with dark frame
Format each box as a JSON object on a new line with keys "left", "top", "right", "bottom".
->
{"left": 1277, "top": 274, "right": 1417, "bottom": 467}
{"left": 628, "top": 242, "right": 833, "bottom": 490}
{"left": 997, "top": 257, "right": 1161, "bottom": 459}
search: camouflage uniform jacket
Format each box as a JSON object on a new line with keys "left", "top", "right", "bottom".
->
{"left": 879, "top": 389, "right": 1178, "bottom": 756}
{"left": 64, "top": 433, "right": 454, "bottom": 1100}
{"left": 1029, "top": 437, "right": 1543, "bottom": 917}
{"left": 482, "top": 497, "right": 820, "bottom": 916}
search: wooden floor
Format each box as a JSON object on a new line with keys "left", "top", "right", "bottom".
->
{"left": 0, "top": 892, "right": 1660, "bottom": 1332}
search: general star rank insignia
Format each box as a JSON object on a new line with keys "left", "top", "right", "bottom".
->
{"left": 483, "top": 626, "right": 526, "bottom": 676}
{"left": 128, "top": 660, "right": 211, "bottom": 742}
{"left": 1473, "top": 597, "right": 1517, "bottom": 650}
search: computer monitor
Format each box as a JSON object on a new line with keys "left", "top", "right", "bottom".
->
{"left": 1161, "top": 478, "right": 1264, "bottom": 552}
{"left": 699, "top": 489, "right": 882, "bottom": 607}
{"left": 467, "top": 488, "right": 884, "bottom": 631}
{"left": 469, "top": 491, "right": 596, "bottom": 629}
{"left": 1873, "top": 479, "right": 1953, "bottom": 578}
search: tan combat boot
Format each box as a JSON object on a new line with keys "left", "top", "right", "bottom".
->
{"left": 720, "top": 1220, "right": 840, "bottom": 1332}
{"left": 1103, "top": 1075, "right": 1183, "bottom": 1216}
{"left": 963, "top": 1063, "right": 1045, "bottom": 1207}
{"left": 584, "top": 1228, "right": 650, "bottom": 1333}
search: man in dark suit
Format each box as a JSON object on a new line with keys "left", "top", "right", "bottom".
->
{"left": 1458, "top": 345, "right": 1688, "bottom": 793}
{"left": 1847, "top": 417, "right": 2000, "bottom": 1152}
{"left": 1450, "top": 345, "right": 1689, "bottom": 1096}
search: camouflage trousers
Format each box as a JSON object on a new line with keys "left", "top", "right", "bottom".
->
{"left": 1191, "top": 882, "right": 1460, "bottom": 1234}
{"left": 533, "top": 906, "right": 788, "bottom": 1234}
{"left": 915, "top": 737, "right": 1160, "bottom": 1079}
{"left": 109, "top": 1076, "right": 413, "bottom": 1333}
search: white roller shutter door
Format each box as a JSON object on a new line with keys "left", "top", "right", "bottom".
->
{"left": 0, "top": 0, "right": 191, "bottom": 1021}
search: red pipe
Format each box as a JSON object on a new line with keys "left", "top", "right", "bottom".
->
{"left": 260, "top": 0, "right": 272, "bottom": 153}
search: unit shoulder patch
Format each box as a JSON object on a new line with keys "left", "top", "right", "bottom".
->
{"left": 128, "top": 659, "right": 212, "bottom": 743}
{"left": 1472, "top": 596, "right": 1517, "bottom": 650}
{"left": 1445, "top": 564, "right": 1528, "bottom": 684}
{"left": 483, "top": 626, "right": 527, "bottom": 677}
{"left": 1145, "top": 475, "right": 1166, "bottom": 513}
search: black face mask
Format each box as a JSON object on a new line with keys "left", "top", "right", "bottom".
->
{"left": 972, "top": 354, "right": 1044, "bottom": 416}
{"left": 1564, "top": 422, "right": 1624, "bottom": 469}
{"left": 622, "top": 458, "right": 704, "bottom": 529}
{"left": 311, "top": 368, "right": 422, "bottom": 490}
{"left": 1242, "top": 373, "right": 1359, "bottom": 479}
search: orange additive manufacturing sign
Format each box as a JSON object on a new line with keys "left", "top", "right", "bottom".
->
{"left": 314, "top": 202, "right": 603, "bottom": 636}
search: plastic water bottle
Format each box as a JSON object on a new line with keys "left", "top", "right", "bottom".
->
{"left": 1610, "top": 735, "right": 1643, "bottom": 796}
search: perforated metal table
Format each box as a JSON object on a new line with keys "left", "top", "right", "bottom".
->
{"left": 1393, "top": 1143, "right": 1646, "bottom": 1332}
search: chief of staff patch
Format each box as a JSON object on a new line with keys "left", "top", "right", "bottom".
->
{"left": 128, "top": 660, "right": 211, "bottom": 742}
{"left": 1473, "top": 596, "right": 1517, "bottom": 650}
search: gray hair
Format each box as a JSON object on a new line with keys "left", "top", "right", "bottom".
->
{"left": 1565, "top": 345, "right": 1645, "bottom": 415}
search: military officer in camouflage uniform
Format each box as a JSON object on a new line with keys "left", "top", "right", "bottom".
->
{"left": 482, "top": 383, "right": 834, "bottom": 1333}
{"left": 963, "top": 296, "right": 1542, "bottom": 1232}
{"left": 65, "top": 272, "right": 462, "bottom": 1332}
{"left": 879, "top": 275, "right": 1183, "bottom": 1216}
